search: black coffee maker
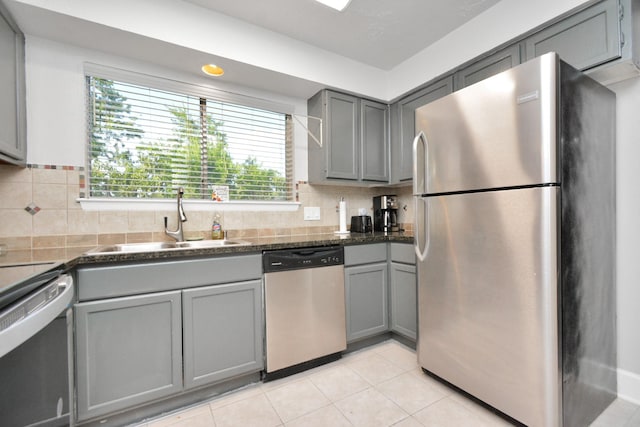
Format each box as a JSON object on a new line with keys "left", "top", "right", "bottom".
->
{"left": 373, "top": 195, "right": 399, "bottom": 232}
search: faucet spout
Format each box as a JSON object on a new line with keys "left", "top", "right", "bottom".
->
{"left": 178, "top": 188, "right": 187, "bottom": 222}
{"left": 165, "top": 187, "right": 187, "bottom": 242}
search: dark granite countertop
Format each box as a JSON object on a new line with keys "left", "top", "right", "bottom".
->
{"left": 70, "top": 231, "right": 414, "bottom": 268}
{"left": 0, "top": 232, "right": 413, "bottom": 294}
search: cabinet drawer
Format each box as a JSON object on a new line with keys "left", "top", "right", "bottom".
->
{"left": 77, "top": 254, "right": 262, "bottom": 301}
{"left": 390, "top": 243, "right": 416, "bottom": 265}
{"left": 344, "top": 243, "right": 387, "bottom": 266}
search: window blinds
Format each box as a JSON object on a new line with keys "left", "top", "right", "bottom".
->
{"left": 86, "top": 76, "right": 293, "bottom": 201}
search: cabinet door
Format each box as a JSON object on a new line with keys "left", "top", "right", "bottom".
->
{"left": 454, "top": 44, "right": 522, "bottom": 90}
{"left": 75, "top": 291, "right": 182, "bottom": 421}
{"left": 524, "top": 0, "right": 621, "bottom": 71}
{"left": 360, "top": 99, "right": 389, "bottom": 182}
{"left": 345, "top": 262, "right": 389, "bottom": 342}
{"left": 391, "top": 77, "right": 453, "bottom": 183}
{"left": 390, "top": 262, "right": 417, "bottom": 341}
{"left": 0, "top": 8, "right": 25, "bottom": 164}
{"left": 326, "top": 91, "right": 359, "bottom": 180}
{"left": 182, "top": 280, "right": 263, "bottom": 390}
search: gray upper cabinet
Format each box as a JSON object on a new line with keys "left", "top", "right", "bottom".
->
{"left": 390, "top": 77, "right": 453, "bottom": 183}
{"left": 182, "top": 280, "right": 263, "bottom": 390}
{"left": 524, "top": 0, "right": 621, "bottom": 71}
{"left": 323, "top": 90, "right": 358, "bottom": 180}
{"left": 75, "top": 291, "right": 183, "bottom": 421}
{"left": 308, "top": 90, "right": 389, "bottom": 184}
{"left": 361, "top": 99, "right": 389, "bottom": 182}
{"left": 0, "top": 5, "right": 26, "bottom": 165}
{"left": 454, "top": 44, "right": 522, "bottom": 90}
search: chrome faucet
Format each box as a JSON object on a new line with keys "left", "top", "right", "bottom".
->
{"left": 164, "top": 187, "right": 187, "bottom": 242}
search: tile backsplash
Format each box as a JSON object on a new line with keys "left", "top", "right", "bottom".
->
{"left": 0, "top": 164, "right": 413, "bottom": 263}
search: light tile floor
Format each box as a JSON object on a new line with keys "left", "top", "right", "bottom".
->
{"left": 136, "top": 340, "right": 639, "bottom": 427}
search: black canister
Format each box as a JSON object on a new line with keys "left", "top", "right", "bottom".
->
{"left": 350, "top": 215, "right": 372, "bottom": 233}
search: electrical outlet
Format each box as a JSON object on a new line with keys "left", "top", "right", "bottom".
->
{"left": 304, "top": 207, "right": 321, "bottom": 221}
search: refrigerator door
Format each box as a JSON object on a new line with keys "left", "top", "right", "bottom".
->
{"left": 414, "top": 52, "right": 559, "bottom": 196}
{"left": 417, "top": 186, "right": 560, "bottom": 427}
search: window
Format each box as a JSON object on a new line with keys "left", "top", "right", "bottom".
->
{"left": 86, "top": 72, "right": 293, "bottom": 202}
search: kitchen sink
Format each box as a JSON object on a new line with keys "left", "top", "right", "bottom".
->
{"left": 85, "top": 239, "right": 252, "bottom": 255}
{"left": 175, "top": 239, "right": 251, "bottom": 248}
{"left": 89, "top": 242, "right": 178, "bottom": 253}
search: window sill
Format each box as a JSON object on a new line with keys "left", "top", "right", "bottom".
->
{"left": 78, "top": 198, "right": 301, "bottom": 212}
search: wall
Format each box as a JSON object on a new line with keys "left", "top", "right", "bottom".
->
{"left": 0, "top": 162, "right": 413, "bottom": 264}
{"left": 610, "top": 76, "right": 640, "bottom": 404}
{"left": 0, "top": 35, "right": 415, "bottom": 264}
{"left": 24, "top": 36, "right": 311, "bottom": 180}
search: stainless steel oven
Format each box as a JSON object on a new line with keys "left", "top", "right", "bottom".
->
{"left": 0, "top": 263, "right": 74, "bottom": 426}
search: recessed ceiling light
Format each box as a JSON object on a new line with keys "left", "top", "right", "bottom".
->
{"left": 201, "top": 64, "right": 224, "bottom": 77}
{"left": 314, "top": 0, "right": 352, "bottom": 11}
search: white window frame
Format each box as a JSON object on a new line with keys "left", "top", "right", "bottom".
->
{"left": 79, "top": 63, "right": 299, "bottom": 212}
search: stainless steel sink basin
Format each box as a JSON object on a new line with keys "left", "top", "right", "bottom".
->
{"left": 89, "top": 242, "right": 178, "bottom": 253}
{"left": 175, "top": 239, "right": 252, "bottom": 248}
{"left": 85, "top": 239, "right": 251, "bottom": 255}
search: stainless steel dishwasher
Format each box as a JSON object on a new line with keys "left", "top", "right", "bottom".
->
{"left": 263, "top": 246, "right": 346, "bottom": 380}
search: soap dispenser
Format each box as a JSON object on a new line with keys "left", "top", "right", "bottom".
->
{"left": 211, "top": 213, "right": 223, "bottom": 240}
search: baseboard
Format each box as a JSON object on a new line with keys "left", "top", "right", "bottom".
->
{"left": 618, "top": 368, "right": 640, "bottom": 405}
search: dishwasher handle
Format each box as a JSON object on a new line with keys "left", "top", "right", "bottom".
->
{"left": 288, "top": 247, "right": 339, "bottom": 257}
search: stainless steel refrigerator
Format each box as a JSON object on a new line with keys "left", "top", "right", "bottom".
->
{"left": 412, "top": 52, "right": 616, "bottom": 427}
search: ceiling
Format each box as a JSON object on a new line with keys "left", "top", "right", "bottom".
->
{"left": 6, "top": 0, "right": 560, "bottom": 101}
{"left": 182, "top": 0, "right": 500, "bottom": 70}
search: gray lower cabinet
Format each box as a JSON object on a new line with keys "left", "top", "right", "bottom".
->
{"left": 75, "top": 291, "right": 183, "bottom": 421}
{"left": 389, "top": 243, "right": 417, "bottom": 341}
{"left": 308, "top": 90, "right": 389, "bottom": 184}
{"left": 524, "top": 0, "right": 621, "bottom": 71}
{"left": 0, "top": 5, "right": 26, "bottom": 165}
{"left": 454, "top": 44, "right": 522, "bottom": 90}
{"left": 345, "top": 262, "right": 389, "bottom": 342}
{"left": 390, "top": 77, "right": 453, "bottom": 183}
{"left": 183, "top": 280, "right": 263, "bottom": 390}
{"left": 75, "top": 254, "right": 263, "bottom": 422}
{"left": 344, "top": 243, "right": 389, "bottom": 342}
{"left": 390, "top": 263, "right": 417, "bottom": 340}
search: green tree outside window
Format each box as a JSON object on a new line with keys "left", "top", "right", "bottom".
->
{"left": 87, "top": 76, "right": 290, "bottom": 201}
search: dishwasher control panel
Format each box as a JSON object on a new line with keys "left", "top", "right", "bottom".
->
{"left": 263, "top": 246, "right": 344, "bottom": 273}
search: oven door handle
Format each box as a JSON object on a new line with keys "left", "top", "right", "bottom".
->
{"left": 0, "top": 274, "right": 74, "bottom": 358}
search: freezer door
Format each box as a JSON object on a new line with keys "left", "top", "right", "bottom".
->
{"left": 417, "top": 187, "right": 560, "bottom": 427}
{"left": 414, "top": 52, "right": 559, "bottom": 195}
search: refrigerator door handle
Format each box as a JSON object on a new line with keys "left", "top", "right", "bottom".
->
{"left": 414, "top": 197, "right": 429, "bottom": 262}
{"left": 413, "top": 131, "right": 426, "bottom": 196}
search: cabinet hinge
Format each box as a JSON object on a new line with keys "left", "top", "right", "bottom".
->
{"left": 619, "top": 1, "right": 625, "bottom": 49}
{"left": 619, "top": 1, "right": 624, "bottom": 22}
